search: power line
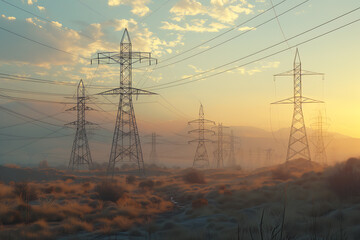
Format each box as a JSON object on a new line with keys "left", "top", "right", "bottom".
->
{"left": 0, "top": 25, "right": 90, "bottom": 61}
{"left": 0, "top": 73, "right": 75, "bottom": 86}
{"left": 0, "top": 105, "right": 65, "bottom": 128}
{"left": 0, "top": 72, "right": 115, "bottom": 89}
{"left": 138, "top": 0, "right": 173, "bottom": 24}
{"left": 0, "top": 127, "right": 69, "bottom": 157}
{"left": 77, "top": 0, "right": 107, "bottom": 19}
{"left": 146, "top": 9, "right": 360, "bottom": 90}
{"left": 0, "top": 93, "right": 74, "bottom": 104}
{"left": 0, "top": 0, "right": 95, "bottom": 40}
{"left": 0, "top": 133, "right": 72, "bottom": 141}
{"left": 269, "top": 0, "right": 291, "bottom": 49}
{"left": 157, "top": 0, "right": 290, "bottom": 65}
{"left": 0, "top": 87, "right": 72, "bottom": 96}
{"left": 154, "top": 0, "right": 308, "bottom": 70}
{"left": 0, "top": 110, "right": 66, "bottom": 130}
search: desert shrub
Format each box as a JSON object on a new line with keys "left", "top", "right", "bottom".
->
{"left": 42, "top": 186, "right": 55, "bottom": 194}
{"left": 138, "top": 179, "right": 155, "bottom": 190}
{"left": 0, "top": 209, "right": 22, "bottom": 224}
{"left": 155, "top": 180, "right": 163, "bottom": 186}
{"left": 272, "top": 167, "right": 291, "bottom": 181}
{"left": 94, "top": 181, "right": 126, "bottom": 202}
{"left": 60, "top": 217, "right": 93, "bottom": 234}
{"left": 182, "top": 170, "right": 206, "bottom": 184}
{"left": 126, "top": 175, "right": 137, "bottom": 184}
{"left": 327, "top": 158, "right": 360, "bottom": 199}
{"left": 192, "top": 198, "right": 208, "bottom": 209}
{"left": 0, "top": 183, "right": 13, "bottom": 199}
{"left": 13, "top": 182, "right": 38, "bottom": 202}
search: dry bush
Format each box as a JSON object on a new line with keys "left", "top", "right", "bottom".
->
{"left": 182, "top": 170, "right": 206, "bottom": 184}
{"left": 327, "top": 158, "right": 360, "bottom": 199}
{"left": 126, "top": 175, "right": 137, "bottom": 184}
{"left": 60, "top": 217, "right": 93, "bottom": 234}
{"left": 13, "top": 182, "right": 38, "bottom": 201}
{"left": 192, "top": 198, "right": 208, "bottom": 209}
{"left": 272, "top": 167, "right": 292, "bottom": 181}
{"left": 138, "top": 179, "right": 155, "bottom": 190}
{"left": 0, "top": 208, "right": 22, "bottom": 224}
{"left": 94, "top": 181, "right": 126, "bottom": 202}
{"left": 0, "top": 183, "right": 13, "bottom": 199}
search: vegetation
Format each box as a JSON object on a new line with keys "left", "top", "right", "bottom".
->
{"left": 182, "top": 169, "right": 206, "bottom": 184}
{"left": 94, "top": 181, "right": 126, "bottom": 202}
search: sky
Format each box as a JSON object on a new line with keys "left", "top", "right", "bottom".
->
{"left": 0, "top": 0, "right": 359, "bottom": 165}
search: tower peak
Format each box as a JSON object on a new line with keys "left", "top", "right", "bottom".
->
{"left": 294, "top": 48, "right": 301, "bottom": 64}
{"left": 121, "top": 28, "right": 131, "bottom": 44}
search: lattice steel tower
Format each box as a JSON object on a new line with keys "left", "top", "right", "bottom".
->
{"left": 92, "top": 29, "right": 157, "bottom": 176}
{"left": 188, "top": 104, "right": 215, "bottom": 168}
{"left": 227, "top": 130, "right": 237, "bottom": 167}
{"left": 66, "top": 79, "right": 94, "bottom": 170}
{"left": 213, "top": 123, "right": 228, "bottom": 168}
{"left": 272, "top": 49, "right": 323, "bottom": 162}
{"left": 149, "top": 132, "right": 158, "bottom": 165}
{"left": 311, "top": 112, "right": 327, "bottom": 165}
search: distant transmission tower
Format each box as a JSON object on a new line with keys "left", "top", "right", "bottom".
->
{"left": 188, "top": 104, "right": 215, "bottom": 168}
{"left": 264, "top": 148, "right": 273, "bottom": 166}
{"left": 227, "top": 130, "right": 237, "bottom": 167}
{"left": 272, "top": 49, "right": 323, "bottom": 162}
{"left": 149, "top": 132, "right": 158, "bottom": 165}
{"left": 92, "top": 29, "right": 157, "bottom": 176}
{"left": 213, "top": 123, "right": 228, "bottom": 168}
{"left": 66, "top": 79, "right": 95, "bottom": 170}
{"left": 311, "top": 112, "right": 327, "bottom": 165}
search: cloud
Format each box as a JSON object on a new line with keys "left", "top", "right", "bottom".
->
{"left": 0, "top": 14, "right": 184, "bottom": 71}
{"left": 1, "top": 14, "right": 16, "bottom": 21}
{"left": 170, "top": 0, "right": 205, "bottom": 21}
{"left": 161, "top": 19, "right": 228, "bottom": 33}
{"left": 108, "top": 0, "right": 150, "bottom": 17}
{"left": 238, "top": 26, "right": 256, "bottom": 31}
{"left": 37, "top": 6, "right": 45, "bottom": 11}
{"left": 168, "top": 0, "right": 254, "bottom": 25}
{"left": 261, "top": 61, "right": 280, "bottom": 69}
{"left": 27, "top": 0, "right": 37, "bottom": 5}
{"left": 112, "top": 18, "right": 137, "bottom": 31}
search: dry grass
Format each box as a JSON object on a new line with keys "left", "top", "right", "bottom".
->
{"left": 13, "top": 182, "right": 38, "bottom": 201}
{"left": 60, "top": 217, "right": 93, "bottom": 234}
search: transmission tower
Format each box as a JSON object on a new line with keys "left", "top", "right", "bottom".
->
{"left": 311, "top": 111, "right": 327, "bottom": 165}
{"left": 272, "top": 49, "right": 323, "bottom": 162}
{"left": 264, "top": 148, "right": 273, "bottom": 166}
{"left": 227, "top": 130, "right": 237, "bottom": 167}
{"left": 92, "top": 29, "right": 157, "bottom": 176}
{"left": 66, "top": 79, "right": 95, "bottom": 170}
{"left": 213, "top": 123, "right": 228, "bottom": 168}
{"left": 188, "top": 104, "right": 215, "bottom": 168}
{"left": 149, "top": 132, "right": 158, "bottom": 165}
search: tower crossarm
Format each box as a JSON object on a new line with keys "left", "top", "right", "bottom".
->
{"left": 188, "top": 139, "right": 213, "bottom": 144}
{"left": 97, "top": 87, "right": 157, "bottom": 96}
{"left": 188, "top": 119, "right": 215, "bottom": 124}
{"left": 65, "top": 120, "right": 97, "bottom": 126}
{"left": 65, "top": 106, "right": 96, "bottom": 111}
{"left": 188, "top": 129, "right": 215, "bottom": 134}
{"left": 274, "top": 69, "right": 324, "bottom": 77}
{"left": 271, "top": 96, "right": 323, "bottom": 104}
{"left": 91, "top": 52, "right": 157, "bottom": 65}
